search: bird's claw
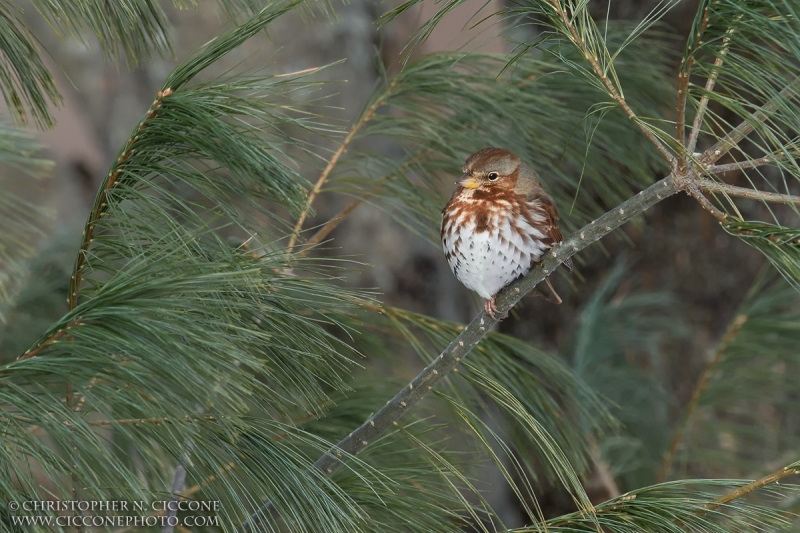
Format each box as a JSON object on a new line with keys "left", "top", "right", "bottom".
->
{"left": 484, "top": 296, "right": 507, "bottom": 321}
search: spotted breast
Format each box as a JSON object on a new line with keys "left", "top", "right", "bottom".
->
{"left": 441, "top": 148, "right": 571, "bottom": 318}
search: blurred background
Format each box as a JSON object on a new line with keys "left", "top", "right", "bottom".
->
{"left": 3, "top": 0, "right": 800, "bottom": 529}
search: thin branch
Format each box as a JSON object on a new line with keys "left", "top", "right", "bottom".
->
{"left": 547, "top": 0, "right": 674, "bottom": 164}
{"left": 687, "top": 17, "right": 737, "bottom": 154}
{"left": 657, "top": 314, "right": 748, "bottom": 482}
{"left": 676, "top": 5, "right": 709, "bottom": 160}
{"left": 701, "top": 77, "right": 800, "bottom": 165}
{"left": 676, "top": 68, "right": 690, "bottom": 162}
{"left": 707, "top": 156, "right": 775, "bottom": 173}
{"left": 286, "top": 80, "right": 398, "bottom": 254}
{"left": 240, "top": 173, "right": 684, "bottom": 533}
{"left": 699, "top": 178, "right": 800, "bottom": 206}
{"left": 297, "top": 182, "right": 388, "bottom": 258}
{"left": 686, "top": 178, "right": 728, "bottom": 222}
{"left": 85, "top": 415, "right": 217, "bottom": 427}
{"left": 68, "top": 88, "right": 173, "bottom": 309}
{"left": 17, "top": 327, "right": 71, "bottom": 360}
{"left": 706, "top": 465, "right": 799, "bottom": 511}
{"left": 25, "top": 415, "right": 219, "bottom": 435}
{"left": 681, "top": 76, "right": 800, "bottom": 219}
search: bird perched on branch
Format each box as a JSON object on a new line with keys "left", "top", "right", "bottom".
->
{"left": 441, "top": 148, "right": 572, "bottom": 319}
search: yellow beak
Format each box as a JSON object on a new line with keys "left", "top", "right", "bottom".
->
{"left": 458, "top": 174, "right": 479, "bottom": 189}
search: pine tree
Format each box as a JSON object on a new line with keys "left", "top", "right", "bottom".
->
{"left": 1, "top": 1, "right": 800, "bottom": 532}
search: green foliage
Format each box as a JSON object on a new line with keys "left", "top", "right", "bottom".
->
{"left": 567, "top": 262, "right": 687, "bottom": 488}
{"left": 0, "top": 123, "right": 52, "bottom": 322}
{"left": 375, "top": 306, "right": 613, "bottom": 517}
{"left": 0, "top": 0, "right": 276, "bottom": 127}
{"left": 329, "top": 31, "right": 674, "bottom": 244}
{"left": 686, "top": 0, "right": 800, "bottom": 181}
{"left": 528, "top": 478, "right": 797, "bottom": 533}
{"left": 725, "top": 221, "right": 800, "bottom": 290}
{"left": 0, "top": 4, "right": 61, "bottom": 127}
{"left": 666, "top": 275, "right": 800, "bottom": 479}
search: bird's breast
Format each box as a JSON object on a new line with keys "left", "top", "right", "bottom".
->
{"left": 441, "top": 194, "right": 550, "bottom": 298}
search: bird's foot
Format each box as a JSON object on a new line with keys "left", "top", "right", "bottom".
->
{"left": 484, "top": 296, "right": 507, "bottom": 320}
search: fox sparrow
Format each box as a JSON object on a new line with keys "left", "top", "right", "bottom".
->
{"left": 441, "top": 148, "right": 572, "bottom": 319}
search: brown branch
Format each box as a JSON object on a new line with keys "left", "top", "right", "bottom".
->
{"left": 547, "top": 0, "right": 674, "bottom": 164}
{"left": 706, "top": 465, "right": 799, "bottom": 511}
{"left": 701, "top": 78, "right": 800, "bottom": 166}
{"left": 286, "top": 80, "right": 398, "bottom": 254}
{"left": 68, "top": 88, "right": 173, "bottom": 310}
{"left": 17, "top": 328, "right": 70, "bottom": 360}
{"left": 85, "top": 415, "right": 217, "bottom": 427}
{"left": 682, "top": 76, "right": 800, "bottom": 219}
{"left": 657, "top": 314, "right": 748, "bottom": 482}
{"left": 296, "top": 180, "right": 389, "bottom": 258}
{"left": 699, "top": 178, "right": 800, "bottom": 206}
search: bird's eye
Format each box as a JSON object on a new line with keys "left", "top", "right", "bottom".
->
{"left": 488, "top": 172, "right": 499, "bottom": 181}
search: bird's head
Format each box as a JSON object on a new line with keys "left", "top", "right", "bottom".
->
{"left": 458, "top": 148, "right": 521, "bottom": 190}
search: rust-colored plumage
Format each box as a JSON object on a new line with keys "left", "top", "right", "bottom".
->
{"left": 441, "top": 148, "right": 571, "bottom": 318}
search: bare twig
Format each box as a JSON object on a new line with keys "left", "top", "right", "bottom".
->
{"left": 707, "top": 156, "right": 775, "bottom": 173}
{"left": 240, "top": 173, "right": 685, "bottom": 533}
{"left": 682, "top": 76, "right": 800, "bottom": 218}
{"left": 658, "top": 314, "right": 748, "bottom": 482}
{"left": 286, "top": 80, "right": 398, "bottom": 254}
{"left": 699, "top": 178, "right": 800, "bottom": 206}
{"left": 681, "top": 4, "right": 710, "bottom": 155}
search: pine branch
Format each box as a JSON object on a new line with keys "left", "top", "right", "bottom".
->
{"left": 699, "top": 179, "right": 800, "bottom": 206}
{"left": 686, "top": 16, "right": 738, "bottom": 154}
{"left": 286, "top": 79, "right": 398, "bottom": 253}
{"left": 707, "top": 465, "right": 800, "bottom": 510}
{"left": 240, "top": 173, "right": 685, "bottom": 532}
{"left": 700, "top": 77, "right": 800, "bottom": 166}
{"left": 681, "top": 76, "right": 800, "bottom": 219}
{"left": 657, "top": 314, "right": 748, "bottom": 482}
{"left": 17, "top": 326, "right": 71, "bottom": 360}
{"left": 681, "top": 2, "right": 710, "bottom": 155}
{"left": 297, "top": 183, "right": 387, "bottom": 257}
{"left": 707, "top": 156, "right": 775, "bottom": 173}
{"left": 68, "top": 87, "right": 173, "bottom": 310}
{"left": 685, "top": 178, "right": 728, "bottom": 222}
{"left": 546, "top": 0, "right": 674, "bottom": 164}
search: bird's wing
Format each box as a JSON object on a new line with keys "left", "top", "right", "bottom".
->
{"left": 537, "top": 193, "right": 573, "bottom": 272}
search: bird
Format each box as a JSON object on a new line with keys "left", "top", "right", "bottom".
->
{"left": 441, "top": 148, "right": 572, "bottom": 319}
